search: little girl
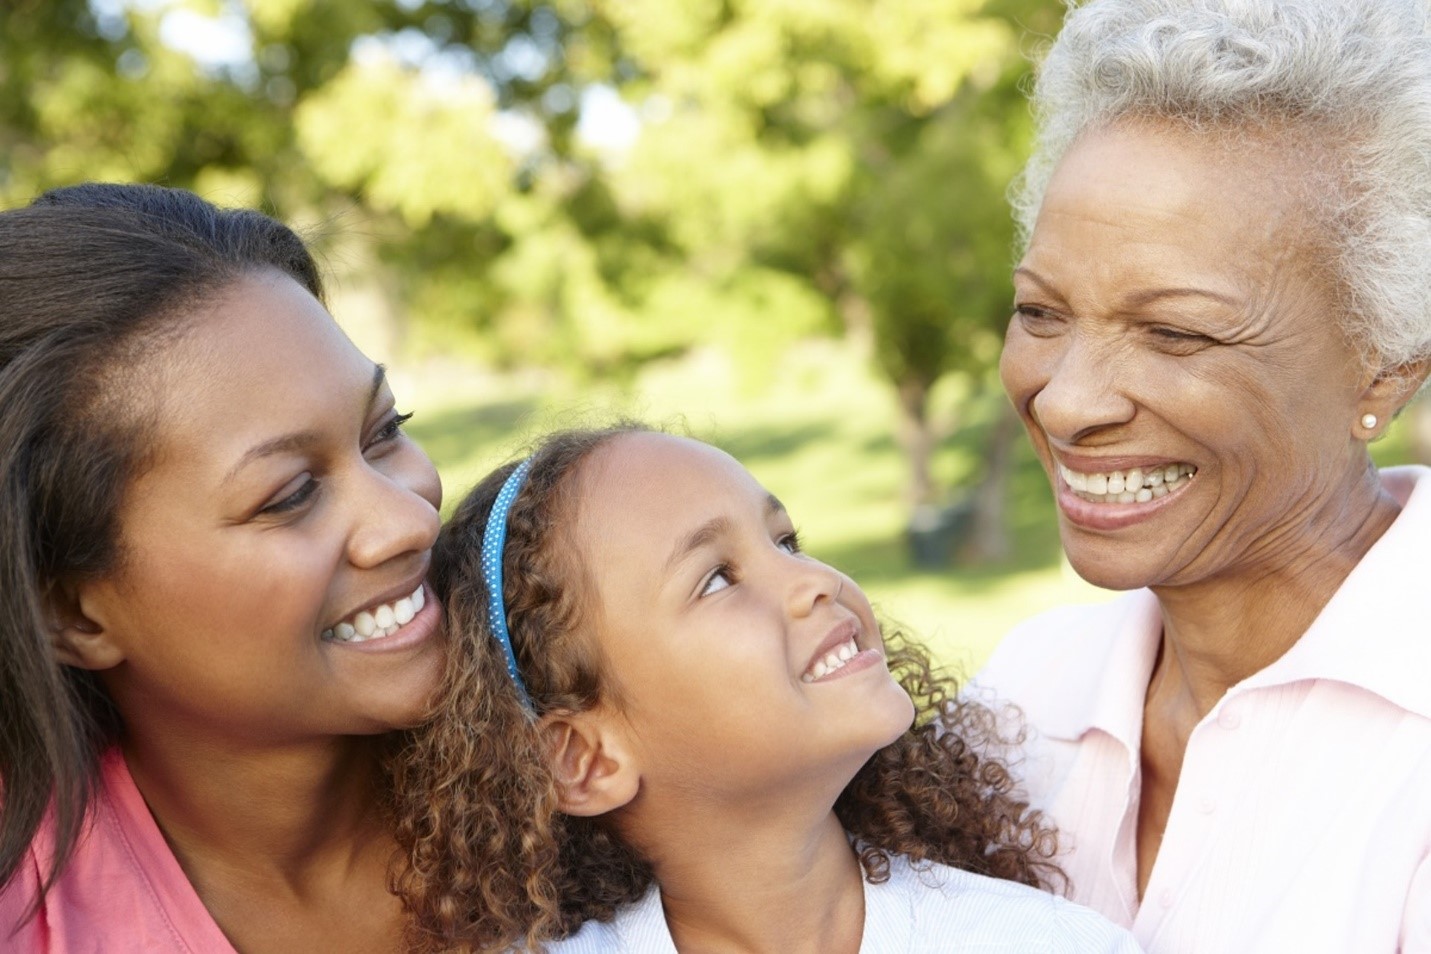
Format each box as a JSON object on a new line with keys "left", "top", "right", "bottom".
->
{"left": 390, "top": 424, "right": 1139, "bottom": 953}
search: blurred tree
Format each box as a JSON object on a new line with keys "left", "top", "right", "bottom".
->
{"left": 588, "top": 0, "right": 1065, "bottom": 559}
{"left": 0, "top": 0, "right": 1065, "bottom": 563}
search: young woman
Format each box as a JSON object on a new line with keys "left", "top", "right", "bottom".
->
{"left": 0, "top": 183, "right": 444, "bottom": 952}
{"left": 392, "top": 424, "right": 1140, "bottom": 952}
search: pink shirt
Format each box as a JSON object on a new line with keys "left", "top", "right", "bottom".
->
{"left": 1, "top": 748, "right": 236, "bottom": 953}
{"left": 975, "top": 465, "right": 1431, "bottom": 953}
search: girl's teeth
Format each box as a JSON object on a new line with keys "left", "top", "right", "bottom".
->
{"left": 393, "top": 596, "right": 415, "bottom": 625}
{"left": 336, "top": 622, "right": 356, "bottom": 641}
{"left": 354, "top": 611, "right": 377, "bottom": 638}
{"left": 801, "top": 640, "right": 859, "bottom": 683}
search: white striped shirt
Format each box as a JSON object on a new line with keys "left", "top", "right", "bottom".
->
{"left": 545, "top": 854, "right": 1142, "bottom": 953}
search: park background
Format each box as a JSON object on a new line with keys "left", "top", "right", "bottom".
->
{"left": 5, "top": 0, "right": 1428, "bottom": 670}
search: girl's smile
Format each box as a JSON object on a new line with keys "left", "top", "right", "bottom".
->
{"left": 571, "top": 431, "right": 914, "bottom": 796}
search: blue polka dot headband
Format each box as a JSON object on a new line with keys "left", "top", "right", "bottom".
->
{"left": 481, "top": 457, "right": 535, "bottom": 711}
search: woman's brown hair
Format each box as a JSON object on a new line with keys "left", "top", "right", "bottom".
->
{"left": 390, "top": 423, "right": 1061, "bottom": 952}
{"left": 0, "top": 183, "right": 324, "bottom": 905}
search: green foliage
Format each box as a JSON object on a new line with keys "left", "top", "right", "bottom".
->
{"left": 0, "top": 0, "right": 1066, "bottom": 515}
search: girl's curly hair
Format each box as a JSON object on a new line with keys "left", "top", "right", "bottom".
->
{"left": 388, "top": 423, "right": 1062, "bottom": 952}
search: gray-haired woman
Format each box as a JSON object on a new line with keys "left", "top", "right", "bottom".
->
{"left": 978, "top": 0, "right": 1431, "bottom": 950}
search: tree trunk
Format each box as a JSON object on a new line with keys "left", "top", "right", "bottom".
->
{"left": 894, "top": 376, "right": 936, "bottom": 510}
{"left": 963, "top": 398, "right": 1017, "bottom": 563}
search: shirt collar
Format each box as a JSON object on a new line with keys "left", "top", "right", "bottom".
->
{"left": 1024, "top": 465, "right": 1431, "bottom": 741}
{"left": 1243, "top": 464, "right": 1431, "bottom": 720}
{"left": 1017, "top": 589, "right": 1164, "bottom": 747}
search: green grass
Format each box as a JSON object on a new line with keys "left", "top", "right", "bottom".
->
{"left": 391, "top": 341, "right": 1424, "bottom": 673}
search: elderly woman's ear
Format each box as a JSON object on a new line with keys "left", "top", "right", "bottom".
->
{"left": 1357, "top": 357, "right": 1431, "bottom": 437}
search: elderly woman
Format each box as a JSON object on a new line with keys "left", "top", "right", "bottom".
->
{"left": 978, "top": 0, "right": 1431, "bottom": 951}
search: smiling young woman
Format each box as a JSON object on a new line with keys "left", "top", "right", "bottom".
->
{"left": 0, "top": 184, "right": 444, "bottom": 952}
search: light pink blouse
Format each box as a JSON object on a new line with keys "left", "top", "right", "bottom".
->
{"left": 976, "top": 465, "right": 1431, "bottom": 953}
{"left": 0, "top": 748, "right": 236, "bottom": 952}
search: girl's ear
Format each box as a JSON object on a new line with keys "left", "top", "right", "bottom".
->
{"left": 46, "top": 581, "right": 125, "bottom": 671}
{"left": 543, "top": 709, "right": 640, "bottom": 817}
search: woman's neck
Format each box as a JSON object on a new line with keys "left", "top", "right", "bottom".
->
{"left": 1149, "top": 467, "right": 1402, "bottom": 719}
{"left": 120, "top": 728, "right": 390, "bottom": 895}
{"left": 635, "top": 798, "right": 866, "bottom": 954}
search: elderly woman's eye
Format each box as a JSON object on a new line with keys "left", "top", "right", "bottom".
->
{"left": 1150, "top": 326, "right": 1215, "bottom": 349}
{"left": 1014, "top": 304, "right": 1064, "bottom": 335}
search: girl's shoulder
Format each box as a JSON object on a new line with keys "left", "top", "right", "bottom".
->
{"left": 538, "top": 884, "right": 670, "bottom": 953}
{"left": 873, "top": 856, "right": 1142, "bottom": 953}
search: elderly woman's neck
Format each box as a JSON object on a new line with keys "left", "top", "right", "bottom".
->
{"left": 1150, "top": 466, "right": 1402, "bottom": 713}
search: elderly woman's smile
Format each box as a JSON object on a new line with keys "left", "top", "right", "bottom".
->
{"left": 1002, "top": 119, "right": 1374, "bottom": 591}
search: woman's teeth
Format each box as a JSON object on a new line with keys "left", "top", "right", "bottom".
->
{"left": 324, "top": 584, "right": 426, "bottom": 643}
{"left": 1059, "top": 463, "right": 1196, "bottom": 504}
{"left": 801, "top": 638, "right": 859, "bottom": 683}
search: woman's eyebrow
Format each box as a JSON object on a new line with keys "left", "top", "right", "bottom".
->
{"left": 222, "top": 364, "right": 387, "bottom": 485}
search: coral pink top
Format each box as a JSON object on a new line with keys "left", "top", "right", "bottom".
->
{"left": 976, "top": 466, "right": 1431, "bottom": 953}
{"left": 0, "top": 748, "right": 236, "bottom": 952}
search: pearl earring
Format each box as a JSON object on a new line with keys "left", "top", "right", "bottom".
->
{"left": 1361, "top": 413, "right": 1379, "bottom": 430}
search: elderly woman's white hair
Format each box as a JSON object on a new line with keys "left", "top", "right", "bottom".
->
{"left": 1013, "top": 0, "right": 1431, "bottom": 375}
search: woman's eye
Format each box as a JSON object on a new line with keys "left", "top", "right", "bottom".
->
{"left": 1014, "top": 304, "right": 1064, "bottom": 336}
{"left": 365, "top": 411, "right": 414, "bottom": 451}
{"left": 699, "top": 566, "right": 734, "bottom": 598}
{"left": 1150, "top": 327, "right": 1215, "bottom": 351}
{"left": 259, "top": 477, "right": 319, "bottom": 516}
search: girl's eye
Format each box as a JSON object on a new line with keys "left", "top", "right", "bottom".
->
{"left": 699, "top": 566, "right": 734, "bottom": 598}
{"left": 366, "top": 411, "right": 414, "bottom": 451}
{"left": 259, "top": 476, "right": 319, "bottom": 516}
{"left": 777, "top": 530, "right": 802, "bottom": 554}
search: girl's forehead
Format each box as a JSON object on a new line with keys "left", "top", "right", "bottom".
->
{"left": 572, "top": 433, "right": 770, "bottom": 548}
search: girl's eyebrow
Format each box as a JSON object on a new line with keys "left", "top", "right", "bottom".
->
{"left": 661, "top": 494, "right": 786, "bottom": 575}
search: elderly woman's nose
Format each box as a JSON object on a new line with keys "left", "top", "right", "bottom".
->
{"left": 1030, "top": 337, "right": 1136, "bottom": 442}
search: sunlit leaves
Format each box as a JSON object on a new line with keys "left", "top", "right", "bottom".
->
{"left": 296, "top": 54, "right": 512, "bottom": 226}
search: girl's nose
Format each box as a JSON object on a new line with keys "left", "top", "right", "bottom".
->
{"left": 785, "top": 555, "right": 844, "bottom": 619}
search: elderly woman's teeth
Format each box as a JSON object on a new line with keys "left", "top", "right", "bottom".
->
{"left": 323, "top": 584, "right": 426, "bottom": 643}
{"left": 1059, "top": 463, "right": 1196, "bottom": 504}
{"left": 801, "top": 638, "right": 859, "bottom": 683}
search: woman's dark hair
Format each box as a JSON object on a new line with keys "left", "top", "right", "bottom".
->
{"left": 391, "top": 424, "right": 1062, "bottom": 952}
{"left": 0, "top": 183, "right": 324, "bottom": 900}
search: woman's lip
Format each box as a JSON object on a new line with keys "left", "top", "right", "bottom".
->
{"left": 325, "top": 582, "right": 440, "bottom": 654}
{"left": 1053, "top": 452, "right": 1193, "bottom": 473}
{"left": 328, "top": 567, "right": 430, "bottom": 630}
{"left": 1055, "top": 476, "right": 1192, "bottom": 531}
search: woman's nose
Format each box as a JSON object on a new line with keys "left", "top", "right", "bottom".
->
{"left": 1029, "top": 333, "right": 1137, "bottom": 444}
{"left": 346, "top": 460, "right": 442, "bottom": 570}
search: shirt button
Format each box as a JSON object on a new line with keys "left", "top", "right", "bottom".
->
{"left": 1159, "top": 889, "right": 1175, "bottom": 909}
{"left": 1217, "top": 708, "right": 1241, "bottom": 730}
{"left": 1199, "top": 797, "right": 1216, "bottom": 815}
